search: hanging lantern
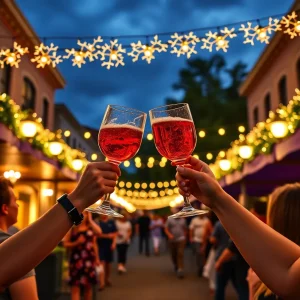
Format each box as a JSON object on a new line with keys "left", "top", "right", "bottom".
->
{"left": 270, "top": 114, "right": 289, "bottom": 139}
{"left": 48, "top": 137, "right": 64, "bottom": 156}
{"left": 72, "top": 156, "right": 84, "bottom": 171}
{"left": 238, "top": 141, "right": 254, "bottom": 160}
{"left": 20, "top": 115, "right": 38, "bottom": 138}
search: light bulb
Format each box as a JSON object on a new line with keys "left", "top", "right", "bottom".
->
{"left": 110, "top": 50, "right": 117, "bottom": 61}
{"left": 206, "top": 153, "right": 213, "bottom": 160}
{"left": 8, "top": 55, "right": 15, "bottom": 63}
{"left": 181, "top": 41, "right": 189, "bottom": 52}
{"left": 238, "top": 145, "right": 253, "bottom": 159}
{"left": 216, "top": 37, "right": 225, "bottom": 47}
{"left": 295, "top": 21, "right": 300, "bottom": 32}
{"left": 147, "top": 133, "right": 153, "bottom": 140}
{"left": 144, "top": 46, "right": 153, "bottom": 57}
{"left": 270, "top": 120, "right": 289, "bottom": 138}
{"left": 41, "top": 55, "right": 48, "bottom": 63}
{"left": 219, "top": 159, "right": 231, "bottom": 171}
{"left": 64, "top": 130, "right": 71, "bottom": 137}
{"left": 75, "top": 52, "right": 83, "bottom": 62}
{"left": 84, "top": 132, "right": 91, "bottom": 139}
{"left": 199, "top": 130, "right": 206, "bottom": 138}
{"left": 218, "top": 128, "right": 225, "bottom": 136}
{"left": 20, "top": 120, "right": 38, "bottom": 138}
{"left": 72, "top": 159, "right": 84, "bottom": 171}
{"left": 91, "top": 154, "right": 98, "bottom": 161}
{"left": 49, "top": 141, "right": 63, "bottom": 156}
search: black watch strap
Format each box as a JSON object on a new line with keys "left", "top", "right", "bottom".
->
{"left": 57, "top": 194, "right": 83, "bottom": 226}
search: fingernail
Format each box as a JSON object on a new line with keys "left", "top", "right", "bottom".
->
{"left": 177, "top": 166, "right": 184, "bottom": 172}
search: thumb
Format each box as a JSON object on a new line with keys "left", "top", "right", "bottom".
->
{"left": 177, "top": 166, "right": 209, "bottom": 183}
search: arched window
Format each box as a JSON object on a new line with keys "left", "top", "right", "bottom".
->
{"left": 264, "top": 93, "right": 271, "bottom": 119}
{"left": 42, "top": 98, "right": 49, "bottom": 128}
{"left": 278, "top": 76, "right": 287, "bottom": 106}
{"left": 253, "top": 106, "right": 259, "bottom": 125}
{"left": 0, "top": 65, "right": 11, "bottom": 94}
{"left": 22, "top": 77, "right": 36, "bottom": 110}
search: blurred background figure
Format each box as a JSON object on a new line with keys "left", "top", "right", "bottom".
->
{"left": 189, "top": 207, "right": 209, "bottom": 277}
{"left": 115, "top": 212, "right": 132, "bottom": 274}
{"left": 136, "top": 210, "right": 151, "bottom": 257}
{"left": 97, "top": 215, "right": 117, "bottom": 290}
{"left": 211, "top": 220, "right": 238, "bottom": 300}
{"left": 247, "top": 184, "right": 300, "bottom": 300}
{"left": 150, "top": 214, "right": 164, "bottom": 256}
{"left": 164, "top": 208, "right": 187, "bottom": 279}
{"left": 63, "top": 211, "right": 101, "bottom": 300}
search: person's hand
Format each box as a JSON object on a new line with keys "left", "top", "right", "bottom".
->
{"left": 68, "top": 162, "right": 121, "bottom": 213}
{"left": 77, "top": 235, "right": 86, "bottom": 245}
{"left": 215, "top": 261, "right": 222, "bottom": 272}
{"left": 168, "top": 234, "right": 174, "bottom": 240}
{"left": 111, "top": 243, "right": 116, "bottom": 251}
{"left": 174, "top": 157, "right": 224, "bottom": 209}
{"left": 247, "top": 268, "right": 261, "bottom": 289}
{"left": 96, "top": 259, "right": 101, "bottom": 266}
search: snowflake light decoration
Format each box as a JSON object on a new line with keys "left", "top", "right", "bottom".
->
{"left": 201, "top": 27, "right": 236, "bottom": 52}
{"left": 64, "top": 36, "right": 103, "bottom": 67}
{"left": 240, "top": 18, "right": 281, "bottom": 45}
{"left": 168, "top": 32, "right": 199, "bottom": 58}
{"left": 31, "top": 43, "right": 62, "bottom": 68}
{"left": 0, "top": 42, "right": 28, "bottom": 68}
{"left": 281, "top": 11, "right": 300, "bottom": 39}
{"left": 96, "top": 39, "right": 126, "bottom": 69}
{"left": 128, "top": 35, "right": 168, "bottom": 64}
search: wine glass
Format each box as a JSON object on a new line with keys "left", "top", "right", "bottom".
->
{"left": 149, "top": 103, "right": 208, "bottom": 218}
{"left": 86, "top": 105, "right": 146, "bottom": 218}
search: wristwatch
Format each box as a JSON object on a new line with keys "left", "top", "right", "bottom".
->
{"left": 57, "top": 194, "right": 83, "bottom": 226}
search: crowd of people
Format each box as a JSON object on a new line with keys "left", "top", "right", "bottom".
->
{"left": 1, "top": 158, "right": 300, "bottom": 300}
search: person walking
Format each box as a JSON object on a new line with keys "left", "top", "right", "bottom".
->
{"left": 136, "top": 211, "right": 151, "bottom": 256}
{"left": 165, "top": 209, "right": 187, "bottom": 279}
{"left": 150, "top": 214, "right": 164, "bottom": 256}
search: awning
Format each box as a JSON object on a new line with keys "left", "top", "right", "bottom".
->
{"left": 0, "top": 123, "right": 79, "bottom": 182}
{"left": 220, "top": 129, "right": 300, "bottom": 197}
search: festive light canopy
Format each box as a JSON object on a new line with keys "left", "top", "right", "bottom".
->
{"left": 0, "top": 11, "right": 300, "bottom": 69}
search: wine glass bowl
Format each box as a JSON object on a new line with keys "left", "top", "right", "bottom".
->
{"left": 86, "top": 105, "right": 146, "bottom": 217}
{"left": 149, "top": 103, "right": 208, "bottom": 218}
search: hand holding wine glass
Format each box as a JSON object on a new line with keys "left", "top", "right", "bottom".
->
{"left": 86, "top": 105, "right": 146, "bottom": 218}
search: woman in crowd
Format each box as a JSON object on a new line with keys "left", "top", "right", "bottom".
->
{"left": 63, "top": 211, "right": 101, "bottom": 300}
{"left": 247, "top": 183, "right": 300, "bottom": 299}
{"left": 115, "top": 212, "right": 132, "bottom": 273}
{"left": 175, "top": 156, "right": 300, "bottom": 299}
{"left": 150, "top": 214, "right": 164, "bottom": 256}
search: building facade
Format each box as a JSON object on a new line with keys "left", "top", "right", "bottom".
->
{"left": 54, "top": 104, "right": 102, "bottom": 161}
{"left": 240, "top": 0, "right": 300, "bottom": 128}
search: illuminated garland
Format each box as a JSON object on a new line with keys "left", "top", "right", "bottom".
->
{"left": 210, "top": 89, "right": 300, "bottom": 180}
{"left": 0, "top": 93, "right": 88, "bottom": 172}
{"left": 0, "top": 12, "right": 300, "bottom": 69}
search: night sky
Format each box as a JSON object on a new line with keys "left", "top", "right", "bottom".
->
{"left": 16, "top": 0, "right": 293, "bottom": 132}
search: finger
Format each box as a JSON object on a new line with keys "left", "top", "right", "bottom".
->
{"left": 102, "top": 179, "right": 118, "bottom": 187}
{"left": 185, "top": 157, "right": 214, "bottom": 177}
{"left": 88, "top": 162, "right": 121, "bottom": 176}
{"left": 176, "top": 166, "right": 211, "bottom": 183}
{"left": 104, "top": 186, "right": 115, "bottom": 194}
{"left": 96, "top": 170, "right": 119, "bottom": 181}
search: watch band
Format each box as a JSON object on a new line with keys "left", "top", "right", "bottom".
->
{"left": 57, "top": 194, "right": 83, "bottom": 226}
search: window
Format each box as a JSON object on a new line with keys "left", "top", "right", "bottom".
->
{"left": 72, "top": 138, "right": 77, "bottom": 149}
{"left": 297, "top": 58, "right": 300, "bottom": 88}
{"left": 253, "top": 107, "right": 259, "bottom": 125}
{"left": 264, "top": 94, "right": 271, "bottom": 119}
{"left": 22, "top": 77, "right": 36, "bottom": 110}
{"left": 0, "top": 65, "right": 11, "bottom": 94}
{"left": 278, "top": 76, "right": 287, "bottom": 106}
{"left": 42, "top": 98, "right": 49, "bottom": 128}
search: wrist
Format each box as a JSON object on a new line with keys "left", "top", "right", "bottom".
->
{"left": 68, "top": 192, "right": 85, "bottom": 214}
{"left": 212, "top": 189, "right": 234, "bottom": 215}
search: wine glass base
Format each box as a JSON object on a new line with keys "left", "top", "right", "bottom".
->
{"left": 168, "top": 206, "right": 209, "bottom": 219}
{"left": 85, "top": 206, "right": 124, "bottom": 218}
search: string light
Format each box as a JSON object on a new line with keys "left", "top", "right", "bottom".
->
{"left": 238, "top": 125, "right": 246, "bottom": 133}
{"left": 31, "top": 43, "right": 62, "bottom": 68}
{"left": 64, "top": 130, "right": 71, "bottom": 137}
{"left": 193, "top": 154, "right": 199, "bottom": 159}
{"left": 199, "top": 130, "right": 206, "bottom": 138}
{"left": 147, "top": 133, "right": 153, "bottom": 141}
{"left": 169, "top": 32, "right": 199, "bottom": 58}
{"left": 218, "top": 128, "right": 226, "bottom": 136}
{"left": 126, "top": 182, "right": 132, "bottom": 188}
{"left": 91, "top": 153, "right": 98, "bottom": 161}
{"left": 84, "top": 131, "right": 91, "bottom": 139}
{"left": 0, "top": 42, "right": 28, "bottom": 68}
{"left": 206, "top": 153, "right": 213, "bottom": 160}
{"left": 281, "top": 11, "right": 300, "bottom": 39}
{"left": 123, "top": 160, "right": 130, "bottom": 167}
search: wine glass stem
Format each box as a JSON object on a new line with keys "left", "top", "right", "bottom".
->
{"left": 101, "top": 193, "right": 111, "bottom": 209}
{"left": 183, "top": 196, "right": 192, "bottom": 208}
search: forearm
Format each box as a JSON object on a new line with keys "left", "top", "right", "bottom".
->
{"left": 0, "top": 202, "right": 75, "bottom": 287}
{"left": 89, "top": 219, "right": 102, "bottom": 236}
{"left": 63, "top": 241, "right": 78, "bottom": 248}
{"left": 214, "top": 191, "right": 300, "bottom": 298}
{"left": 216, "top": 249, "right": 234, "bottom": 266}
